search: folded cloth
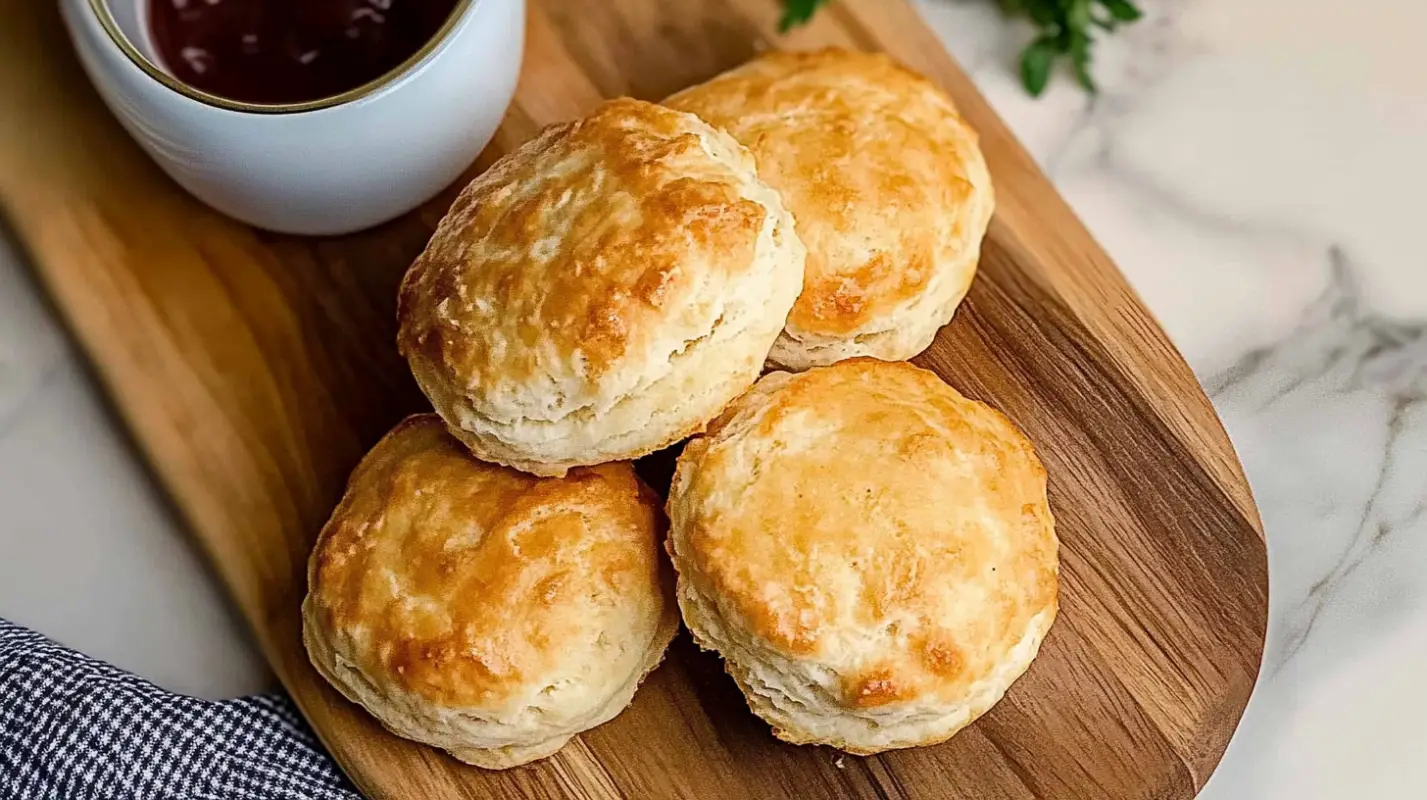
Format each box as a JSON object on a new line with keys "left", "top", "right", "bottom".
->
{"left": 0, "top": 618, "right": 359, "bottom": 800}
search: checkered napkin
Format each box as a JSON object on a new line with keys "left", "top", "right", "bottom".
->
{"left": 0, "top": 618, "right": 360, "bottom": 800}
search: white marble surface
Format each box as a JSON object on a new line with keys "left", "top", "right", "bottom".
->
{"left": 2, "top": 0, "right": 1424, "bottom": 795}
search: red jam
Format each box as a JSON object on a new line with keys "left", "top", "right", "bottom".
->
{"left": 148, "top": 0, "right": 462, "bottom": 105}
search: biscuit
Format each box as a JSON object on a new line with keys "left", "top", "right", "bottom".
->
{"left": 302, "top": 415, "right": 679, "bottom": 769}
{"left": 398, "top": 98, "right": 806, "bottom": 476}
{"left": 666, "top": 360, "right": 1057, "bottom": 753}
{"left": 667, "top": 49, "right": 994, "bottom": 370}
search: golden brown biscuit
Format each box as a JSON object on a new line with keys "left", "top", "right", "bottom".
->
{"left": 667, "top": 49, "right": 994, "bottom": 370}
{"left": 398, "top": 98, "right": 806, "bottom": 476}
{"left": 302, "top": 415, "right": 679, "bottom": 769}
{"left": 666, "top": 360, "right": 1057, "bottom": 753}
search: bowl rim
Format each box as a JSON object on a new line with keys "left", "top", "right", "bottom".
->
{"left": 85, "top": 0, "right": 479, "bottom": 115}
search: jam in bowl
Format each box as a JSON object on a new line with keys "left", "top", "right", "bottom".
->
{"left": 147, "top": 0, "right": 464, "bottom": 105}
{"left": 59, "top": 0, "right": 525, "bottom": 235}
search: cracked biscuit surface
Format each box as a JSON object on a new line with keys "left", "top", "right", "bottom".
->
{"left": 398, "top": 98, "right": 805, "bottom": 476}
{"left": 666, "top": 360, "right": 1057, "bottom": 754}
{"left": 302, "top": 415, "right": 678, "bottom": 769}
{"left": 667, "top": 50, "right": 994, "bottom": 370}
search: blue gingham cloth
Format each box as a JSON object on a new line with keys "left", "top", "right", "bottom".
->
{"left": 0, "top": 618, "right": 360, "bottom": 800}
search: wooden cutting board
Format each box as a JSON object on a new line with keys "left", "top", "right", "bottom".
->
{"left": 0, "top": 1, "right": 1268, "bottom": 798}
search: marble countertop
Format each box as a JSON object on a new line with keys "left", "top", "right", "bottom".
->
{"left": 2, "top": 0, "right": 1424, "bottom": 796}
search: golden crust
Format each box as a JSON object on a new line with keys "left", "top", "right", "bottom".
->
{"left": 666, "top": 361, "right": 1057, "bottom": 753}
{"left": 667, "top": 50, "right": 994, "bottom": 370}
{"left": 398, "top": 98, "right": 805, "bottom": 475}
{"left": 302, "top": 415, "right": 679, "bottom": 768}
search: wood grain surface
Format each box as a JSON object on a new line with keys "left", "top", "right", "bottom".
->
{"left": 0, "top": 1, "right": 1268, "bottom": 798}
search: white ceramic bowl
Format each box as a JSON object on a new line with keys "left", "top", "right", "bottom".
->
{"left": 61, "top": 0, "right": 525, "bottom": 236}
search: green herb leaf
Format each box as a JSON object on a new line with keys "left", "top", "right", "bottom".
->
{"left": 1023, "top": 0, "right": 1058, "bottom": 26}
{"left": 778, "top": 0, "right": 830, "bottom": 33}
{"left": 1020, "top": 36, "right": 1058, "bottom": 97}
{"left": 780, "top": 0, "right": 1144, "bottom": 98}
{"left": 1004, "top": 0, "right": 1142, "bottom": 96}
{"left": 1097, "top": 0, "right": 1143, "bottom": 22}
